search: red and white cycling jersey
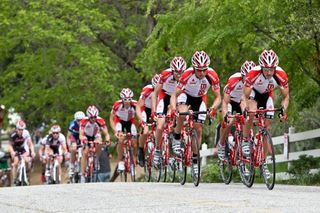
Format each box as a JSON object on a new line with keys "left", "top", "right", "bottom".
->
{"left": 80, "top": 117, "right": 106, "bottom": 138}
{"left": 245, "top": 65, "right": 289, "bottom": 94}
{"left": 111, "top": 100, "right": 137, "bottom": 122}
{"left": 159, "top": 69, "right": 178, "bottom": 95}
{"left": 224, "top": 72, "right": 244, "bottom": 103}
{"left": 177, "top": 68, "right": 220, "bottom": 97}
{"left": 139, "top": 84, "right": 153, "bottom": 109}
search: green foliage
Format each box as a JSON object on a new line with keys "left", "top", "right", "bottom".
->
{"left": 201, "top": 159, "right": 221, "bottom": 183}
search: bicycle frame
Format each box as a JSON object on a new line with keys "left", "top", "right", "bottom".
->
{"left": 248, "top": 108, "right": 279, "bottom": 167}
{"left": 17, "top": 153, "right": 28, "bottom": 185}
{"left": 122, "top": 133, "right": 136, "bottom": 181}
{"left": 86, "top": 141, "right": 100, "bottom": 182}
{"left": 226, "top": 114, "right": 244, "bottom": 166}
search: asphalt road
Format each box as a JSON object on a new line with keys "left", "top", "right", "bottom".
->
{"left": 0, "top": 182, "right": 319, "bottom": 213}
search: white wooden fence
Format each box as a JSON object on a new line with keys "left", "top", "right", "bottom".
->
{"left": 200, "top": 127, "right": 320, "bottom": 167}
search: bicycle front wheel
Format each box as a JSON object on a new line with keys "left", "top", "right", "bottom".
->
{"left": 261, "top": 129, "right": 276, "bottom": 190}
{"left": 191, "top": 129, "right": 201, "bottom": 187}
{"left": 219, "top": 139, "right": 233, "bottom": 184}
{"left": 129, "top": 147, "right": 136, "bottom": 182}
{"left": 144, "top": 152, "right": 152, "bottom": 182}
{"left": 237, "top": 140, "right": 255, "bottom": 188}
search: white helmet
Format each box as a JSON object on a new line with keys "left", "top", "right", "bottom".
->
{"left": 120, "top": 88, "right": 133, "bottom": 100}
{"left": 50, "top": 124, "right": 61, "bottom": 133}
{"left": 151, "top": 74, "right": 161, "bottom": 88}
{"left": 170, "top": 56, "right": 186, "bottom": 73}
{"left": 74, "top": 111, "right": 85, "bottom": 120}
{"left": 16, "top": 120, "right": 26, "bottom": 130}
{"left": 240, "top": 61, "right": 256, "bottom": 76}
{"left": 259, "top": 49, "right": 279, "bottom": 68}
{"left": 191, "top": 50, "right": 210, "bottom": 69}
{"left": 86, "top": 105, "right": 99, "bottom": 117}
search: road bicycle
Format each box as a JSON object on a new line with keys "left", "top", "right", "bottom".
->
{"left": 151, "top": 114, "right": 175, "bottom": 182}
{"left": 175, "top": 110, "right": 208, "bottom": 187}
{"left": 45, "top": 153, "right": 60, "bottom": 184}
{"left": 218, "top": 113, "right": 244, "bottom": 184}
{"left": 69, "top": 144, "right": 83, "bottom": 184}
{"left": 239, "top": 108, "right": 282, "bottom": 190}
{"left": 85, "top": 141, "right": 101, "bottom": 183}
{"left": 119, "top": 133, "right": 136, "bottom": 182}
{"left": 143, "top": 122, "right": 156, "bottom": 182}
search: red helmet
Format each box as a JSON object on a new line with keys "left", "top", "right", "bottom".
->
{"left": 170, "top": 56, "right": 186, "bottom": 73}
{"left": 259, "top": 49, "right": 279, "bottom": 68}
{"left": 120, "top": 88, "right": 133, "bottom": 100}
{"left": 16, "top": 120, "right": 26, "bottom": 130}
{"left": 191, "top": 50, "right": 210, "bottom": 69}
{"left": 240, "top": 61, "right": 256, "bottom": 76}
{"left": 86, "top": 105, "right": 99, "bottom": 117}
{"left": 151, "top": 74, "right": 161, "bottom": 88}
{"left": 50, "top": 124, "right": 61, "bottom": 133}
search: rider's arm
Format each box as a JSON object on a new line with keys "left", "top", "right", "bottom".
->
{"left": 210, "top": 87, "right": 221, "bottom": 111}
{"left": 109, "top": 111, "right": 117, "bottom": 134}
{"left": 241, "top": 86, "right": 252, "bottom": 110}
{"left": 136, "top": 98, "right": 145, "bottom": 122}
{"left": 66, "top": 131, "right": 72, "bottom": 148}
{"left": 27, "top": 137, "right": 36, "bottom": 158}
{"left": 170, "top": 87, "right": 183, "bottom": 111}
{"left": 222, "top": 92, "right": 231, "bottom": 116}
{"left": 151, "top": 83, "right": 162, "bottom": 113}
{"left": 101, "top": 125, "right": 111, "bottom": 142}
{"left": 280, "top": 86, "right": 289, "bottom": 111}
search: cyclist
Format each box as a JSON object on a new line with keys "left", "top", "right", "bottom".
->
{"left": 8, "top": 120, "right": 35, "bottom": 185}
{"left": 241, "top": 49, "right": 289, "bottom": 174}
{"left": 79, "top": 105, "right": 111, "bottom": 183}
{"left": 110, "top": 88, "right": 137, "bottom": 172}
{"left": 136, "top": 74, "right": 161, "bottom": 167}
{"left": 151, "top": 56, "right": 187, "bottom": 167}
{"left": 217, "top": 61, "right": 256, "bottom": 160}
{"left": 67, "top": 111, "right": 85, "bottom": 177}
{"left": 170, "top": 50, "right": 221, "bottom": 176}
{"left": 43, "top": 124, "right": 69, "bottom": 182}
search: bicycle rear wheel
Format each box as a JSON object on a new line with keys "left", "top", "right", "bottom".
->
{"left": 219, "top": 139, "right": 233, "bottom": 184}
{"left": 191, "top": 129, "right": 201, "bottom": 187}
{"left": 237, "top": 140, "right": 255, "bottom": 187}
{"left": 261, "top": 129, "right": 276, "bottom": 190}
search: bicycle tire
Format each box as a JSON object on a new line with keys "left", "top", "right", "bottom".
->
{"left": 237, "top": 139, "right": 255, "bottom": 188}
{"left": 178, "top": 138, "right": 187, "bottom": 185}
{"left": 167, "top": 157, "right": 176, "bottom": 182}
{"left": 191, "top": 129, "right": 201, "bottom": 187}
{"left": 129, "top": 147, "right": 136, "bottom": 182}
{"left": 219, "top": 138, "right": 233, "bottom": 184}
{"left": 161, "top": 138, "right": 170, "bottom": 182}
{"left": 261, "top": 129, "right": 276, "bottom": 190}
{"left": 144, "top": 152, "right": 152, "bottom": 182}
{"left": 54, "top": 164, "right": 60, "bottom": 184}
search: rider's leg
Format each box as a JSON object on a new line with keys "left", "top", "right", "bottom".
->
{"left": 11, "top": 156, "right": 19, "bottom": 182}
{"left": 80, "top": 146, "right": 88, "bottom": 176}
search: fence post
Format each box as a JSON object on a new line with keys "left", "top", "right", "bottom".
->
{"left": 287, "top": 126, "right": 295, "bottom": 170}
{"left": 201, "top": 143, "right": 208, "bottom": 167}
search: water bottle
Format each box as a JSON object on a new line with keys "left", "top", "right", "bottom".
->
{"left": 227, "top": 133, "right": 235, "bottom": 150}
{"left": 147, "top": 141, "right": 154, "bottom": 153}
